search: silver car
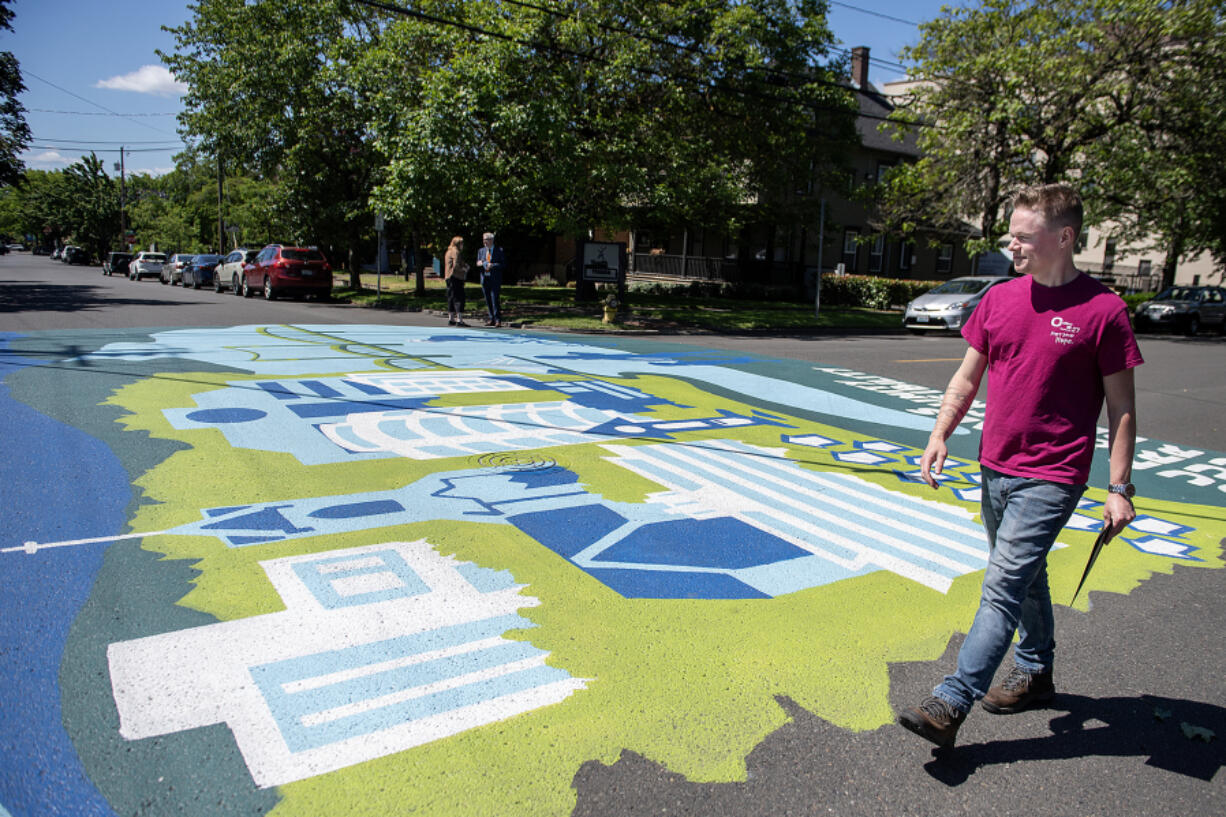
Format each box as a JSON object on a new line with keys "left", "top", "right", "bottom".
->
{"left": 903, "top": 276, "right": 1012, "bottom": 333}
{"left": 128, "top": 251, "right": 166, "bottom": 281}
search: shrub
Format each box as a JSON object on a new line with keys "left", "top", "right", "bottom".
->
{"left": 818, "top": 274, "right": 942, "bottom": 309}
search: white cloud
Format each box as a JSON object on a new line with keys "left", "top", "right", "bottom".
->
{"left": 28, "top": 151, "right": 69, "bottom": 166}
{"left": 131, "top": 165, "right": 176, "bottom": 177}
{"left": 96, "top": 65, "right": 188, "bottom": 97}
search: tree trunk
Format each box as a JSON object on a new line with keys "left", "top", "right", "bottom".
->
{"left": 348, "top": 245, "right": 361, "bottom": 289}
{"left": 1161, "top": 239, "right": 1181, "bottom": 291}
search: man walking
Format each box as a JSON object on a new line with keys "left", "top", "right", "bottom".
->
{"left": 477, "top": 231, "right": 506, "bottom": 327}
{"left": 897, "top": 183, "right": 1144, "bottom": 749}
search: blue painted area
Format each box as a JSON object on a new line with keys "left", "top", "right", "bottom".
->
{"left": 584, "top": 568, "right": 771, "bottom": 600}
{"left": 308, "top": 500, "right": 405, "bottom": 519}
{"left": 509, "top": 505, "right": 628, "bottom": 559}
{"left": 594, "top": 518, "right": 808, "bottom": 569}
{"left": 185, "top": 407, "right": 267, "bottom": 424}
{"left": 0, "top": 334, "right": 123, "bottom": 817}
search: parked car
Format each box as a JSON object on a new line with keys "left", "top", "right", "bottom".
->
{"left": 1133, "top": 285, "right": 1226, "bottom": 336}
{"left": 216, "top": 248, "right": 260, "bottom": 294}
{"left": 161, "top": 253, "right": 195, "bottom": 285}
{"left": 32, "top": 245, "right": 51, "bottom": 256}
{"left": 242, "top": 244, "right": 333, "bottom": 300}
{"left": 103, "top": 251, "right": 134, "bottom": 276}
{"left": 50, "top": 247, "right": 63, "bottom": 260}
{"left": 902, "top": 276, "right": 1012, "bottom": 333}
{"left": 182, "top": 253, "right": 223, "bottom": 289}
{"left": 128, "top": 251, "right": 166, "bottom": 280}
{"left": 63, "top": 246, "right": 89, "bottom": 265}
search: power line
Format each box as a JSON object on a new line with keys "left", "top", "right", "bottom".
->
{"left": 28, "top": 145, "right": 180, "bottom": 154}
{"left": 22, "top": 71, "right": 179, "bottom": 137}
{"left": 31, "top": 136, "right": 183, "bottom": 145}
{"left": 828, "top": 1, "right": 918, "bottom": 28}
{"left": 30, "top": 108, "right": 179, "bottom": 117}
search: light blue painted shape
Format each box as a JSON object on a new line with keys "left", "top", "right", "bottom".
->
{"left": 249, "top": 614, "right": 567, "bottom": 752}
{"left": 292, "top": 549, "right": 431, "bottom": 608}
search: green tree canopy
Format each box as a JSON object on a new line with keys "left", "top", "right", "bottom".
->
{"left": 162, "top": 0, "right": 859, "bottom": 277}
{"left": 0, "top": 0, "right": 31, "bottom": 188}
{"left": 363, "top": 0, "right": 858, "bottom": 242}
{"left": 877, "top": 0, "right": 1226, "bottom": 281}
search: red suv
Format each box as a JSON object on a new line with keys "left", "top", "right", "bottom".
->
{"left": 242, "top": 244, "right": 333, "bottom": 300}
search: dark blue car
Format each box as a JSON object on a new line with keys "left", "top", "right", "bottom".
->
{"left": 183, "top": 254, "right": 223, "bottom": 289}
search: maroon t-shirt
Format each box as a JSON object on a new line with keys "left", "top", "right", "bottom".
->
{"left": 962, "top": 273, "right": 1144, "bottom": 485}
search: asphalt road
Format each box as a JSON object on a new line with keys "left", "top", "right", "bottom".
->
{"left": 4, "top": 252, "right": 1223, "bottom": 451}
{"left": 1, "top": 251, "right": 1223, "bottom": 817}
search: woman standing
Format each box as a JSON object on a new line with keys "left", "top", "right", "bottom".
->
{"left": 444, "top": 236, "right": 469, "bottom": 326}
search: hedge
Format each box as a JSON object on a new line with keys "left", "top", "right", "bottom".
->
{"left": 817, "top": 274, "right": 944, "bottom": 310}
{"left": 624, "top": 275, "right": 943, "bottom": 309}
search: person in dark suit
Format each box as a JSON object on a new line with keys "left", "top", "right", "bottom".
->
{"left": 476, "top": 231, "right": 506, "bottom": 327}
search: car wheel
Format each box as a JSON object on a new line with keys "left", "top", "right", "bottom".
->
{"left": 214, "top": 275, "right": 224, "bottom": 293}
{"left": 263, "top": 277, "right": 276, "bottom": 300}
{"left": 160, "top": 273, "right": 168, "bottom": 285}
{"left": 232, "top": 274, "right": 243, "bottom": 296}
{"left": 193, "top": 274, "right": 202, "bottom": 290}
{"left": 1185, "top": 314, "right": 1200, "bottom": 336}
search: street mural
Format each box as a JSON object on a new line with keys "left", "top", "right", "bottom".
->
{"left": 1, "top": 324, "right": 1222, "bottom": 817}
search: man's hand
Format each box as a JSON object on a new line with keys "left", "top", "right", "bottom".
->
{"left": 1102, "top": 492, "right": 1136, "bottom": 542}
{"left": 919, "top": 437, "right": 948, "bottom": 489}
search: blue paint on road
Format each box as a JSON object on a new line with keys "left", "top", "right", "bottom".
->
{"left": 0, "top": 334, "right": 125, "bottom": 817}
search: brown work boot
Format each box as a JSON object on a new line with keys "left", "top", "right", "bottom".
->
{"left": 981, "top": 665, "right": 1054, "bottom": 714}
{"left": 898, "top": 696, "right": 966, "bottom": 748}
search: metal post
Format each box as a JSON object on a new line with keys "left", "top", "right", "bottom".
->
{"left": 815, "top": 198, "right": 825, "bottom": 318}
{"left": 119, "top": 147, "right": 127, "bottom": 249}
{"left": 216, "top": 154, "right": 224, "bottom": 253}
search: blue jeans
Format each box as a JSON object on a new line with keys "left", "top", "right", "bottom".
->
{"left": 934, "top": 466, "right": 1085, "bottom": 712}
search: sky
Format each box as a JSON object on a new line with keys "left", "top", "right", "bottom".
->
{"left": 3, "top": 0, "right": 961, "bottom": 178}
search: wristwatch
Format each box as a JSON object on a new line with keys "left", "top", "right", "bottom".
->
{"left": 1108, "top": 482, "right": 1136, "bottom": 499}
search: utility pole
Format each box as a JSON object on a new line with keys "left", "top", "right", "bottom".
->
{"left": 217, "top": 154, "right": 224, "bottom": 253}
{"left": 116, "top": 147, "right": 126, "bottom": 250}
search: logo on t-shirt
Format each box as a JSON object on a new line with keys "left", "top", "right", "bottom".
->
{"left": 1050, "top": 316, "right": 1082, "bottom": 345}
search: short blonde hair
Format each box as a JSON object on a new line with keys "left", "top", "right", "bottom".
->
{"left": 1013, "top": 184, "right": 1083, "bottom": 235}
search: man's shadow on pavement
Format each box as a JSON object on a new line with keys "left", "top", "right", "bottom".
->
{"left": 926, "top": 693, "right": 1224, "bottom": 785}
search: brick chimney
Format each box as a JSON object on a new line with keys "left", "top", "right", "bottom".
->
{"left": 851, "top": 46, "right": 870, "bottom": 89}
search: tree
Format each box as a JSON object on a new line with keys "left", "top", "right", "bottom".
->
{"left": 363, "top": 0, "right": 858, "bottom": 244}
{"left": 162, "top": 0, "right": 388, "bottom": 286}
{"left": 0, "top": 0, "right": 31, "bottom": 188}
{"left": 60, "top": 154, "right": 121, "bottom": 261}
{"left": 1084, "top": 1, "right": 1226, "bottom": 286}
{"left": 163, "top": 0, "right": 859, "bottom": 281}
{"left": 876, "top": 0, "right": 1222, "bottom": 267}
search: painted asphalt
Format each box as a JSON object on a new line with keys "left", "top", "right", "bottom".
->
{"left": 0, "top": 317, "right": 1222, "bottom": 816}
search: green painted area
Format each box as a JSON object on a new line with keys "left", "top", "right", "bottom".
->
{"left": 99, "top": 360, "right": 1224, "bottom": 817}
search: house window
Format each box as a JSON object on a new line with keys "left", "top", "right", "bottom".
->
{"left": 1137, "top": 260, "right": 1152, "bottom": 277}
{"left": 869, "top": 235, "right": 885, "bottom": 273}
{"left": 1076, "top": 229, "right": 1089, "bottom": 253}
{"left": 1103, "top": 239, "right": 1117, "bottom": 272}
{"left": 841, "top": 230, "right": 860, "bottom": 272}
{"left": 897, "top": 241, "right": 913, "bottom": 272}
{"left": 876, "top": 163, "right": 894, "bottom": 184}
{"left": 936, "top": 243, "right": 954, "bottom": 274}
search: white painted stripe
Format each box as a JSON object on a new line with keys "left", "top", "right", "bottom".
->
{"left": 281, "top": 636, "right": 508, "bottom": 694}
{"left": 298, "top": 655, "right": 549, "bottom": 727}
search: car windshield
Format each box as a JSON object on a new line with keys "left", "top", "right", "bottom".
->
{"left": 175, "top": 254, "right": 193, "bottom": 262}
{"left": 1155, "top": 287, "right": 1199, "bottom": 301}
{"left": 281, "top": 248, "right": 325, "bottom": 261}
{"left": 195, "top": 255, "right": 222, "bottom": 263}
{"left": 143, "top": 254, "right": 166, "bottom": 262}
{"left": 928, "top": 279, "right": 995, "bottom": 295}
